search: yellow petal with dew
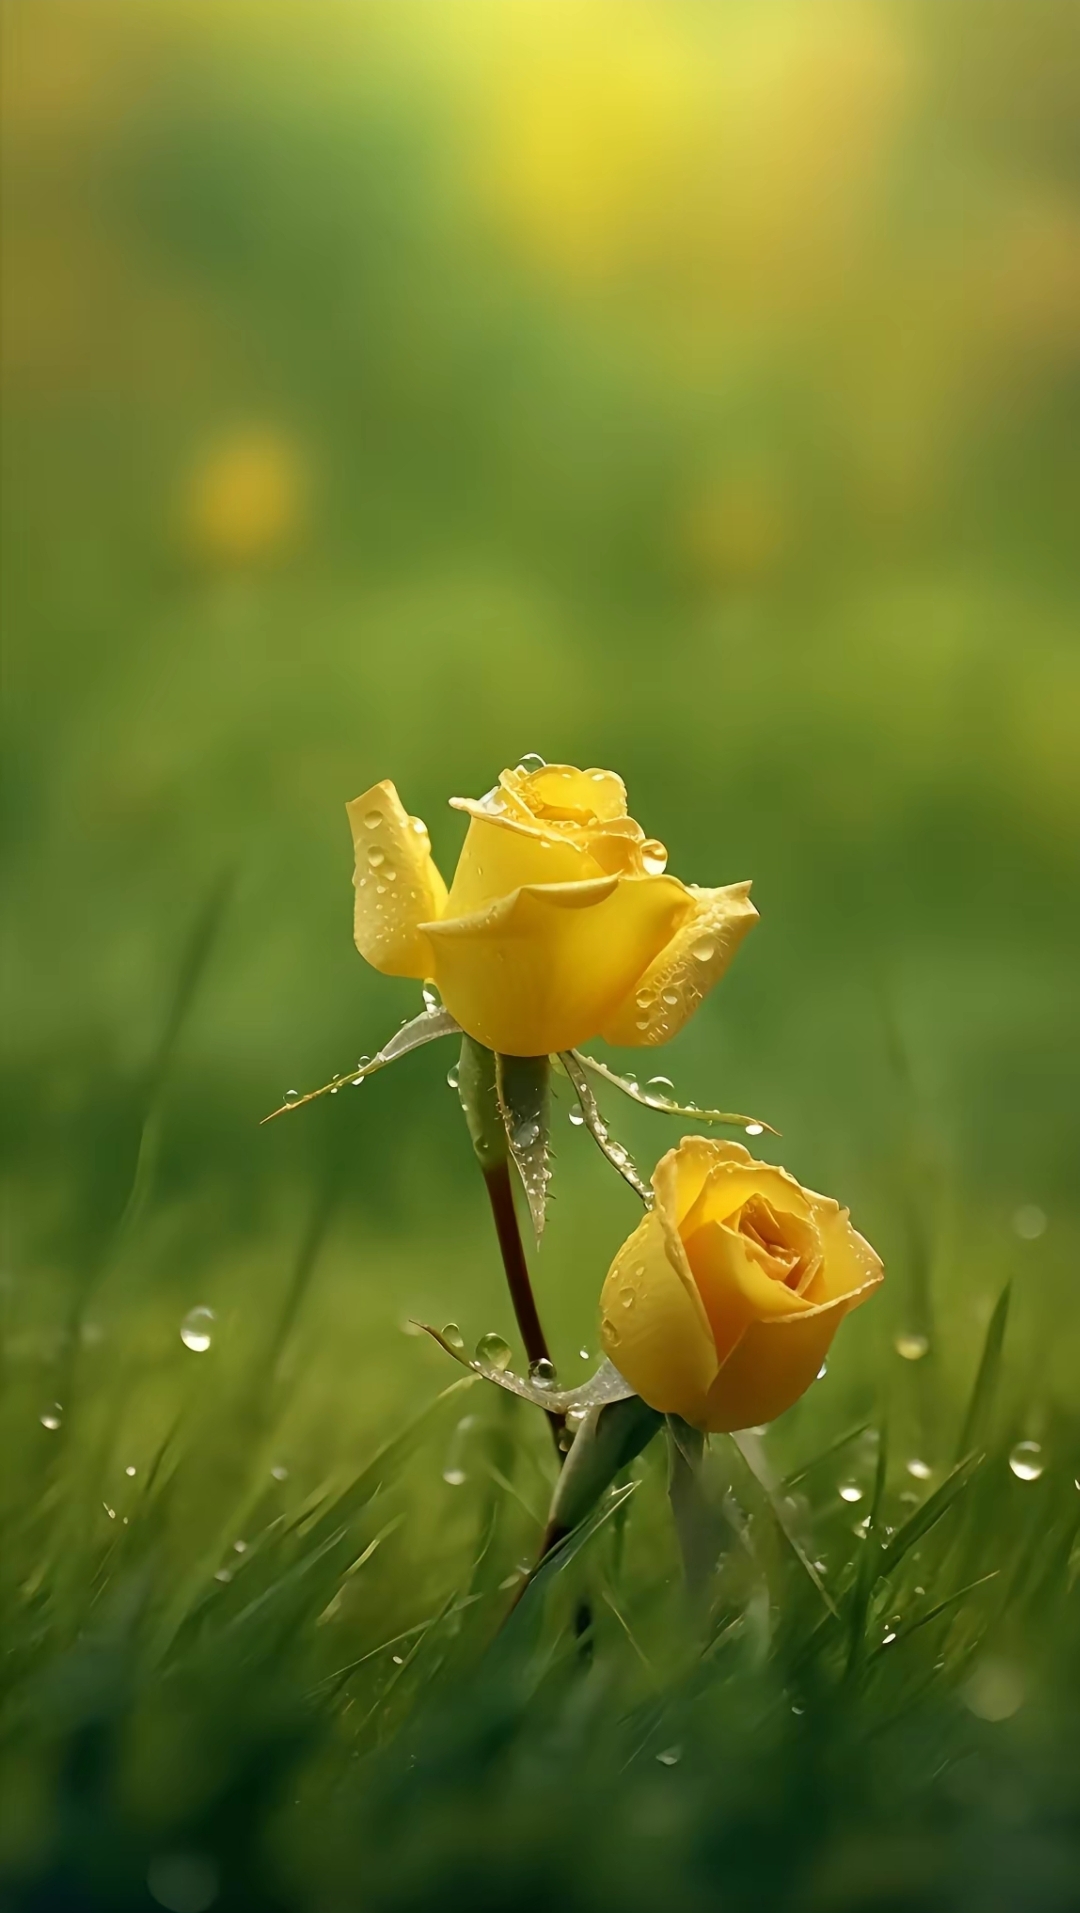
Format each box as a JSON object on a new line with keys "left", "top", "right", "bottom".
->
{"left": 425, "top": 873, "right": 689, "bottom": 1057}
{"left": 601, "top": 880, "right": 758, "bottom": 1047}
{"left": 445, "top": 811, "right": 601, "bottom": 917}
{"left": 347, "top": 781, "right": 448, "bottom": 979}
{"left": 599, "top": 1210, "right": 717, "bottom": 1424}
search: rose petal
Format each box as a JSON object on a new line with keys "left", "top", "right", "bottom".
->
{"left": 600, "top": 881, "right": 758, "bottom": 1047}
{"left": 423, "top": 873, "right": 689, "bottom": 1057}
{"left": 599, "top": 1211, "right": 717, "bottom": 1424}
{"left": 683, "top": 1216, "right": 814, "bottom": 1364}
{"left": 347, "top": 781, "right": 448, "bottom": 979}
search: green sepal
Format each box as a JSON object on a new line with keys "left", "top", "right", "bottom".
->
{"left": 545, "top": 1395, "right": 663, "bottom": 1545}
{"left": 455, "top": 1035, "right": 506, "bottom": 1172}
{"left": 495, "top": 1052, "right": 551, "bottom": 1241}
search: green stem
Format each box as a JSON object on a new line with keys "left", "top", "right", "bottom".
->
{"left": 456, "top": 1035, "right": 564, "bottom": 1450}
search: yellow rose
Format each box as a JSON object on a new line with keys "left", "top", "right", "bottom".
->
{"left": 346, "top": 764, "right": 757, "bottom": 1058}
{"left": 599, "top": 1138, "right": 883, "bottom": 1432}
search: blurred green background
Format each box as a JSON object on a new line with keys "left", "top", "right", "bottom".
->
{"left": 2, "top": 4, "right": 1079, "bottom": 1910}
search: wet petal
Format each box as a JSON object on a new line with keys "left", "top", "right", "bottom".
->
{"left": 424, "top": 873, "right": 689, "bottom": 1058}
{"left": 600, "top": 1211, "right": 717, "bottom": 1424}
{"left": 445, "top": 812, "right": 600, "bottom": 917}
{"left": 347, "top": 781, "right": 448, "bottom": 979}
{"left": 683, "top": 1217, "right": 814, "bottom": 1365}
{"left": 516, "top": 763, "right": 628, "bottom": 823}
{"left": 600, "top": 881, "right": 758, "bottom": 1047}
{"left": 802, "top": 1195, "right": 885, "bottom": 1305}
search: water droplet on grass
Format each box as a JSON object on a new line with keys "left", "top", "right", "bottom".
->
{"left": 894, "top": 1331, "right": 930, "bottom": 1361}
{"left": 125, "top": 1465, "right": 137, "bottom": 1477}
{"left": 270, "top": 1465, "right": 289, "bottom": 1481}
{"left": 1008, "top": 1440, "right": 1043, "bottom": 1481}
{"left": 656, "top": 1746, "right": 682, "bottom": 1767}
{"left": 1012, "top": 1204, "right": 1047, "bottom": 1239}
{"left": 39, "top": 1403, "right": 63, "bottom": 1431}
{"left": 441, "top": 1323, "right": 465, "bottom": 1354}
{"left": 906, "top": 1458, "right": 932, "bottom": 1480}
{"left": 838, "top": 1482, "right": 863, "bottom": 1504}
{"left": 446, "top": 1065, "right": 459, "bottom": 1090}
{"left": 180, "top": 1307, "right": 215, "bottom": 1353}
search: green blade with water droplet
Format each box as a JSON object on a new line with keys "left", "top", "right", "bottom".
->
{"left": 571, "top": 1050, "right": 778, "bottom": 1136}
{"left": 261, "top": 1005, "right": 460, "bottom": 1123}
{"left": 559, "top": 1051, "right": 652, "bottom": 1202}
{"left": 955, "top": 1281, "right": 1011, "bottom": 1463}
{"left": 495, "top": 1052, "right": 551, "bottom": 1241}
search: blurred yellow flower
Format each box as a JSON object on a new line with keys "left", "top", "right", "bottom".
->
{"left": 347, "top": 764, "right": 757, "bottom": 1057}
{"left": 600, "top": 1138, "right": 882, "bottom": 1432}
{"left": 183, "top": 427, "right": 307, "bottom": 564}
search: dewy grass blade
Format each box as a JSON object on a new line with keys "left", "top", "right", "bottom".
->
{"left": 866, "top": 1570, "right": 1001, "bottom": 1662}
{"left": 782, "top": 1422, "right": 873, "bottom": 1490}
{"left": 261, "top": 1005, "right": 460, "bottom": 1122}
{"left": 559, "top": 1051, "right": 652, "bottom": 1202}
{"left": 954, "top": 1282, "right": 1011, "bottom": 1464}
{"left": 731, "top": 1432, "right": 839, "bottom": 1618}
{"left": 875, "top": 1450, "right": 985, "bottom": 1582}
{"left": 571, "top": 1050, "right": 777, "bottom": 1136}
{"left": 845, "top": 1427, "right": 889, "bottom": 1677}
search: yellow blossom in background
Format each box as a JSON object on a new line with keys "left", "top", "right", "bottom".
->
{"left": 600, "top": 1138, "right": 883, "bottom": 1432}
{"left": 347, "top": 765, "right": 757, "bottom": 1057}
{"left": 183, "top": 426, "right": 307, "bottom": 565}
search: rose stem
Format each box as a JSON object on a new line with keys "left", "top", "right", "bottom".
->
{"left": 457, "top": 1036, "right": 565, "bottom": 1453}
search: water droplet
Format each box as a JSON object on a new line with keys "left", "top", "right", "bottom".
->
{"left": 745, "top": 1122, "right": 764, "bottom": 1137}
{"left": 646, "top": 1075, "right": 673, "bottom": 1096}
{"left": 363, "top": 809, "right": 382, "bottom": 829}
{"left": 691, "top": 935, "right": 716, "bottom": 963}
{"left": 816, "top": 1362, "right": 828, "bottom": 1381}
{"left": 103, "top": 1503, "right": 116, "bottom": 1520}
{"left": 411, "top": 815, "right": 430, "bottom": 837}
{"left": 528, "top": 1357, "right": 557, "bottom": 1388}
{"left": 894, "top": 1331, "right": 930, "bottom": 1361}
{"left": 635, "top": 1017, "right": 651, "bottom": 1032}
{"left": 514, "top": 1120, "right": 540, "bottom": 1148}
{"left": 476, "top": 1331, "right": 512, "bottom": 1371}
{"left": 446, "top": 1064, "right": 459, "bottom": 1090}
{"left": 656, "top": 1746, "right": 682, "bottom": 1767}
{"left": 964, "top": 1658, "right": 1026, "bottom": 1720}
{"left": 1012, "top": 1204, "right": 1047, "bottom": 1240}
{"left": 882, "top": 1631, "right": 897, "bottom": 1646}
{"left": 619, "top": 1287, "right": 635, "bottom": 1309}
{"left": 233, "top": 1539, "right": 247, "bottom": 1554}
{"left": 635, "top": 988, "right": 652, "bottom": 1009}
{"left": 442, "top": 1412, "right": 477, "bottom": 1486}
{"left": 906, "top": 1458, "right": 932, "bottom": 1481}
{"left": 441, "top": 1322, "right": 465, "bottom": 1353}
{"left": 1008, "top": 1440, "right": 1043, "bottom": 1481}
{"left": 39, "top": 1403, "right": 63, "bottom": 1431}
{"left": 284, "top": 1088, "right": 299, "bottom": 1103}
{"left": 661, "top": 988, "right": 679, "bottom": 1007}
{"left": 367, "top": 846, "right": 385, "bottom": 869}
{"left": 180, "top": 1307, "right": 215, "bottom": 1353}
{"left": 517, "top": 752, "right": 546, "bottom": 772}
{"left": 838, "top": 1482, "right": 863, "bottom": 1504}
{"left": 641, "top": 839, "right": 668, "bottom": 875}
{"left": 602, "top": 1314, "right": 620, "bottom": 1346}
{"left": 214, "top": 1568, "right": 232, "bottom": 1584}
{"left": 125, "top": 1465, "right": 137, "bottom": 1477}
{"left": 270, "top": 1464, "right": 289, "bottom": 1481}
{"left": 578, "top": 1346, "right": 590, "bottom": 1362}
{"left": 422, "top": 985, "right": 440, "bottom": 1013}
{"left": 568, "top": 1106, "right": 585, "bottom": 1127}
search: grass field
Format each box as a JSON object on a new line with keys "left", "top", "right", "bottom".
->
{"left": 2, "top": 5, "right": 1078, "bottom": 1909}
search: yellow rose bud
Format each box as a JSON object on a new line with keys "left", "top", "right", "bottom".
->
{"left": 599, "top": 1138, "right": 883, "bottom": 1433}
{"left": 346, "top": 765, "right": 757, "bottom": 1058}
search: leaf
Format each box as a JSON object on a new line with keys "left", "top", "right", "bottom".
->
{"left": 955, "top": 1282, "right": 1011, "bottom": 1463}
{"left": 495, "top": 1053, "right": 551, "bottom": 1241}
{"left": 730, "top": 1431, "right": 839, "bottom": 1618}
{"left": 844, "top": 1427, "right": 889, "bottom": 1676}
{"left": 571, "top": 1050, "right": 777, "bottom": 1136}
{"left": 559, "top": 1051, "right": 652, "bottom": 1202}
{"left": 875, "top": 1450, "right": 986, "bottom": 1581}
{"left": 419, "top": 1325, "right": 636, "bottom": 1415}
{"left": 261, "top": 1004, "right": 460, "bottom": 1122}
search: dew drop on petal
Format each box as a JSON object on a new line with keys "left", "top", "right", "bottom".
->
{"left": 641, "top": 839, "right": 668, "bottom": 876}
{"left": 1008, "top": 1440, "right": 1044, "bottom": 1481}
{"left": 180, "top": 1307, "right": 215, "bottom": 1353}
{"left": 691, "top": 936, "right": 716, "bottom": 963}
{"left": 367, "top": 846, "right": 385, "bottom": 869}
{"left": 363, "top": 810, "right": 382, "bottom": 829}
